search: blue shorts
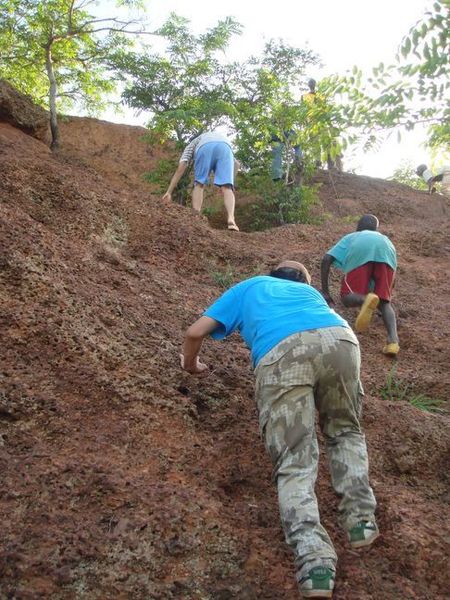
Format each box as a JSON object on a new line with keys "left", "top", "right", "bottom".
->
{"left": 194, "top": 142, "right": 234, "bottom": 187}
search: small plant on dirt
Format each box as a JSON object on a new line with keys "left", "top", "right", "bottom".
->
{"left": 241, "top": 177, "right": 320, "bottom": 232}
{"left": 388, "top": 160, "right": 428, "bottom": 191}
{"left": 210, "top": 262, "right": 235, "bottom": 289}
{"left": 408, "top": 394, "right": 446, "bottom": 414}
{"left": 380, "top": 366, "right": 446, "bottom": 413}
{"left": 379, "top": 365, "right": 411, "bottom": 402}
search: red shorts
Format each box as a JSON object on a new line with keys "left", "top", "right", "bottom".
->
{"left": 341, "top": 262, "right": 395, "bottom": 301}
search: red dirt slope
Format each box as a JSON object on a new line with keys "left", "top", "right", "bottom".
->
{"left": 0, "top": 105, "right": 449, "bottom": 600}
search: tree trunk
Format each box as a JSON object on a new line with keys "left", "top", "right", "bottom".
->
{"left": 45, "top": 44, "right": 60, "bottom": 150}
{"left": 284, "top": 142, "right": 290, "bottom": 186}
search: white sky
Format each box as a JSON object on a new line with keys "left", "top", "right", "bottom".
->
{"left": 101, "top": 0, "right": 440, "bottom": 178}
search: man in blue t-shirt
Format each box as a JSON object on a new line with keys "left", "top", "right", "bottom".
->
{"left": 321, "top": 214, "right": 399, "bottom": 356}
{"left": 181, "top": 260, "right": 378, "bottom": 598}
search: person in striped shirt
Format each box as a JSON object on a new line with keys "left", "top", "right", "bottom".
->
{"left": 163, "top": 130, "right": 240, "bottom": 231}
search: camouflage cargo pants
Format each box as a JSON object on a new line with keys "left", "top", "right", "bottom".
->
{"left": 254, "top": 326, "right": 377, "bottom": 579}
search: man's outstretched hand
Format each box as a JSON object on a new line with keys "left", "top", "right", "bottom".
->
{"left": 162, "top": 191, "right": 172, "bottom": 201}
{"left": 180, "top": 354, "right": 209, "bottom": 375}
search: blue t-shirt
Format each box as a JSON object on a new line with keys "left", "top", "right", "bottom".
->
{"left": 327, "top": 230, "right": 397, "bottom": 274}
{"left": 203, "top": 276, "right": 349, "bottom": 367}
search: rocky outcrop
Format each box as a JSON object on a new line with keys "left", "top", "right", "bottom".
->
{"left": 0, "top": 79, "right": 48, "bottom": 140}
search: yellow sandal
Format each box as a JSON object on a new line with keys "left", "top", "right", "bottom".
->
{"left": 355, "top": 293, "right": 380, "bottom": 332}
{"left": 383, "top": 342, "right": 400, "bottom": 356}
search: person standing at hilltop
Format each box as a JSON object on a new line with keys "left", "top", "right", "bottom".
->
{"left": 321, "top": 214, "right": 399, "bottom": 356}
{"left": 302, "top": 79, "right": 343, "bottom": 172}
{"left": 162, "top": 130, "right": 240, "bottom": 231}
{"left": 180, "top": 260, "right": 379, "bottom": 598}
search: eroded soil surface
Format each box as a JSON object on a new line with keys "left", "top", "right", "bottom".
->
{"left": 1, "top": 100, "right": 449, "bottom": 599}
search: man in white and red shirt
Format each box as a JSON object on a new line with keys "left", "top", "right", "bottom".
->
{"left": 163, "top": 130, "right": 240, "bottom": 230}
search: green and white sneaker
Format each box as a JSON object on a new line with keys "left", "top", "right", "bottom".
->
{"left": 348, "top": 520, "right": 380, "bottom": 548}
{"left": 298, "top": 566, "right": 335, "bottom": 598}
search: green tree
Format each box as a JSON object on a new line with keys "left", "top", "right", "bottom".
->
{"left": 119, "top": 18, "right": 320, "bottom": 168}
{"left": 118, "top": 13, "right": 242, "bottom": 144}
{"left": 119, "top": 17, "right": 323, "bottom": 219}
{"left": 0, "top": 0, "right": 152, "bottom": 149}
{"left": 322, "top": 1, "right": 449, "bottom": 153}
{"left": 230, "top": 41, "right": 321, "bottom": 176}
